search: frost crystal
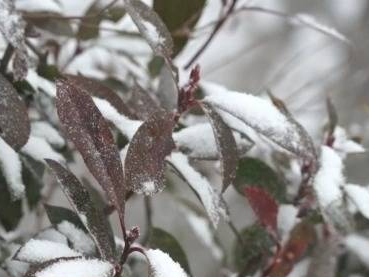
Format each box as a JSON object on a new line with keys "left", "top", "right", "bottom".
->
{"left": 146, "top": 249, "right": 187, "bottom": 277}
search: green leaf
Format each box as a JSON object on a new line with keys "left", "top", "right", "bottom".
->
{"left": 234, "top": 158, "right": 286, "bottom": 202}
{"left": 233, "top": 225, "right": 274, "bottom": 273}
{"left": 154, "top": 0, "right": 206, "bottom": 56}
{"left": 37, "top": 64, "right": 61, "bottom": 81}
{"left": 149, "top": 227, "right": 191, "bottom": 275}
{"left": 22, "top": 156, "right": 44, "bottom": 209}
{"left": 0, "top": 171, "right": 22, "bottom": 231}
{"left": 44, "top": 204, "right": 87, "bottom": 232}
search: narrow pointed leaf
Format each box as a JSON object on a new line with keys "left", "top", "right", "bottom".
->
{"left": 124, "top": 0, "right": 173, "bottom": 57}
{"left": 0, "top": 74, "right": 30, "bottom": 150}
{"left": 55, "top": 78, "right": 125, "bottom": 222}
{"left": 44, "top": 204, "right": 86, "bottom": 232}
{"left": 244, "top": 187, "right": 278, "bottom": 234}
{"left": 202, "top": 102, "right": 238, "bottom": 192}
{"left": 149, "top": 227, "right": 191, "bottom": 275}
{"left": 125, "top": 110, "right": 175, "bottom": 196}
{"left": 45, "top": 159, "right": 116, "bottom": 262}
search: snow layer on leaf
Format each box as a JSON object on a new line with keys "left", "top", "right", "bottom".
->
{"left": 174, "top": 123, "right": 253, "bottom": 159}
{"left": 184, "top": 208, "right": 223, "bottom": 260}
{"left": 36, "top": 229, "right": 68, "bottom": 245}
{"left": 21, "top": 136, "right": 65, "bottom": 163}
{"left": 332, "top": 126, "right": 365, "bottom": 158}
{"left": 93, "top": 97, "right": 142, "bottom": 139}
{"left": 168, "top": 152, "right": 226, "bottom": 227}
{"left": 57, "top": 221, "right": 96, "bottom": 255}
{"left": 0, "top": 137, "right": 25, "bottom": 199}
{"left": 3, "top": 243, "right": 29, "bottom": 277}
{"left": 35, "top": 258, "right": 114, "bottom": 277}
{"left": 277, "top": 204, "right": 299, "bottom": 241}
{"left": 345, "top": 234, "right": 369, "bottom": 268}
{"left": 15, "top": 239, "right": 81, "bottom": 263}
{"left": 344, "top": 184, "right": 369, "bottom": 219}
{"left": 31, "top": 121, "right": 65, "bottom": 148}
{"left": 146, "top": 249, "right": 187, "bottom": 277}
{"left": 202, "top": 82, "right": 308, "bottom": 157}
{"left": 314, "top": 146, "right": 344, "bottom": 208}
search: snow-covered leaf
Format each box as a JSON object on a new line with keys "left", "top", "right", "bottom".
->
{"left": 202, "top": 102, "right": 238, "bottom": 192}
{"left": 148, "top": 227, "right": 191, "bottom": 275}
{"left": 44, "top": 204, "right": 86, "bottom": 232}
{"left": 56, "top": 78, "right": 126, "bottom": 223}
{"left": 174, "top": 123, "right": 253, "bottom": 160}
{"left": 146, "top": 249, "right": 187, "bottom": 277}
{"left": 14, "top": 239, "right": 81, "bottom": 263}
{"left": 244, "top": 187, "right": 278, "bottom": 234}
{"left": 154, "top": 0, "right": 206, "bottom": 56}
{"left": 35, "top": 229, "right": 68, "bottom": 246}
{"left": 168, "top": 152, "right": 226, "bottom": 227}
{"left": 0, "top": 137, "right": 24, "bottom": 199}
{"left": 344, "top": 184, "right": 369, "bottom": 219}
{"left": 125, "top": 110, "right": 175, "bottom": 196}
{"left": 345, "top": 234, "right": 369, "bottom": 269}
{"left": 0, "top": 0, "right": 29, "bottom": 80}
{"left": 24, "top": 257, "right": 114, "bottom": 277}
{"left": 124, "top": 0, "right": 173, "bottom": 58}
{"left": 30, "top": 121, "right": 65, "bottom": 148}
{"left": 21, "top": 136, "right": 65, "bottom": 164}
{"left": 0, "top": 73, "right": 30, "bottom": 150}
{"left": 202, "top": 82, "right": 315, "bottom": 159}
{"left": 331, "top": 126, "right": 365, "bottom": 158}
{"left": 65, "top": 75, "right": 133, "bottom": 118}
{"left": 46, "top": 160, "right": 116, "bottom": 262}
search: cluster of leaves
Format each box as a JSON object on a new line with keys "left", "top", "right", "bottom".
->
{"left": 0, "top": 1, "right": 368, "bottom": 277}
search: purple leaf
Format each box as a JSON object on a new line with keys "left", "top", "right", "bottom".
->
{"left": 124, "top": 110, "right": 175, "bottom": 196}
{"left": 201, "top": 102, "right": 238, "bottom": 192}
{"left": 0, "top": 73, "right": 30, "bottom": 150}
{"left": 55, "top": 78, "right": 125, "bottom": 224}
{"left": 46, "top": 159, "right": 116, "bottom": 262}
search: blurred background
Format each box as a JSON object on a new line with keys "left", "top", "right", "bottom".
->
{"left": 4, "top": 0, "right": 369, "bottom": 276}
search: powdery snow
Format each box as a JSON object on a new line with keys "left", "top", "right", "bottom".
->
{"left": 332, "top": 126, "right": 365, "bottom": 158}
{"left": 146, "top": 249, "right": 187, "bottom": 277}
{"left": 21, "top": 136, "right": 65, "bottom": 163}
{"left": 0, "top": 137, "right": 25, "bottom": 199}
{"left": 36, "top": 229, "right": 68, "bottom": 245}
{"left": 142, "top": 21, "right": 165, "bottom": 46}
{"left": 93, "top": 97, "right": 141, "bottom": 139}
{"left": 141, "top": 181, "right": 156, "bottom": 196}
{"left": 31, "top": 121, "right": 65, "bottom": 148}
{"left": 15, "top": 239, "right": 81, "bottom": 263}
{"left": 57, "top": 221, "right": 96, "bottom": 255}
{"left": 277, "top": 204, "right": 299, "bottom": 241}
{"left": 345, "top": 234, "right": 369, "bottom": 268}
{"left": 168, "top": 152, "right": 225, "bottom": 227}
{"left": 314, "top": 146, "right": 344, "bottom": 209}
{"left": 344, "top": 184, "right": 369, "bottom": 219}
{"left": 35, "top": 258, "right": 114, "bottom": 277}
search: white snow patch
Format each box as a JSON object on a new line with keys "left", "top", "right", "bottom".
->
{"left": 345, "top": 234, "right": 369, "bottom": 268}
{"left": 36, "top": 229, "right": 68, "bottom": 245}
{"left": 141, "top": 181, "right": 156, "bottom": 196}
{"left": 15, "top": 239, "right": 81, "bottom": 263}
{"left": 31, "top": 121, "right": 65, "bottom": 148}
{"left": 142, "top": 21, "right": 164, "bottom": 46}
{"left": 0, "top": 137, "right": 25, "bottom": 199}
{"left": 344, "top": 184, "right": 369, "bottom": 219}
{"left": 146, "top": 249, "right": 187, "bottom": 277}
{"left": 35, "top": 258, "right": 114, "bottom": 277}
{"left": 57, "top": 221, "right": 96, "bottom": 255}
{"left": 277, "top": 204, "right": 299, "bottom": 241}
{"left": 21, "top": 136, "right": 65, "bottom": 163}
{"left": 332, "top": 126, "right": 365, "bottom": 158}
{"left": 3, "top": 243, "right": 29, "bottom": 277}
{"left": 168, "top": 152, "right": 225, "bottom": 227}
{"left": 314, "top": 146, "right": 344, "bottom": 209}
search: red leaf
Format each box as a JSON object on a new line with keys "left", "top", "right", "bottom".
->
{"left": 56, "top": 78, "right": 125, "bottom": 223}
{"left": 125, "top": 110, "right": 175, "bottom": 196}
{"left": 244, "top": 186, "right": 278, "bottom": 233}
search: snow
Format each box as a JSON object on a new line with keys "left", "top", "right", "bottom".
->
{"left": 3, "top": 243, "right": 29, "bottom": 277}
{"left": 0, "top": 137, "right": 25, "bottom": 199}
{"left": 314, "top": 146, "right": 344, "bottom": 209}
{"left": 141, "top": 181, "right": 156, "bottom": 196}
{"left": 36, "top": 229, "right": 68, "bottom": 245}
{"left": 202, "top": 82, "right": 304, "bottom": 155}
{"left": 57, "top": 221, "right": 96, "bottom": 255}
{"left": 21, "top": 136, "right": 65, "bottom": 164}
{"left": 277, "top": 204, "right": 299, "bottom": 241}
{"left": 93, "top": 97, "right": 142, "bottom": 140}
{"left": 15, "top": 0, "right": 62, "bottom": 12}
{"left": 31, "top": 121, "right": 65, "bottom": 148}
{"left": 26, "top": 70, "right": 56, "bottom": 97}
{"left": 35, "top": 258, "right": 114, "bottom": 277}
{"left": 345, "top": 234, "right": 369, "bottom": 268}
{"left": 344, "top": 184, "right": 369, "bottom": 219}
{"left": 332, "top": 126, "right": 365, "bottom": 158}
{"left": 168, "top": 152, "right": 225, "bottom": 227}
{"left": 146, "top": 249, "right": 187, "bottom": 277}
{"left": 184, "top": 209, "right": 223, "bottom": 260}
{"left": 142, "top": 21, "right": 164, "bottom": 46}
{"left": 287, "top": 258, "right": 311, "bottom": 277}
{"left": 15, "top": 239, "right": 81, "bottom": 263}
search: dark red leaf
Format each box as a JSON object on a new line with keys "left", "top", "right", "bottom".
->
{"left": 244, "top": 186, "right": 278, "bottom": 233}
{"left": 55, "top": 78, "right": 125, "bottom": 223}
{"left": 45, "top": 159, "right": 116, "bottom": 262}
{"left": 0, "top": 73, "right": 30, "bottom": 150}
{"left": 65, "top": 74, "right": 134, "bottom": 118}
{"left": 124, "top": 110, "right": 175, "bottom": 196}
{"left": 202, "top": 102, "right": 238, "bottom": 192}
